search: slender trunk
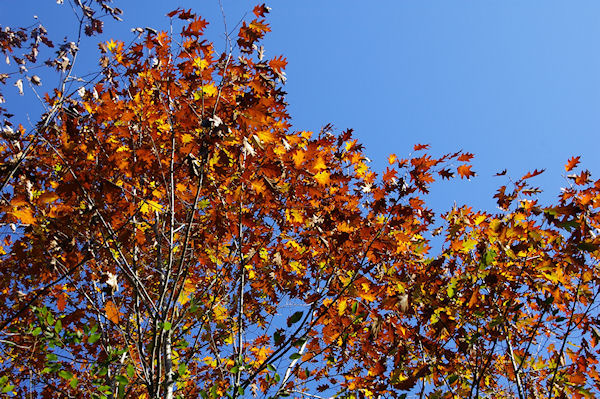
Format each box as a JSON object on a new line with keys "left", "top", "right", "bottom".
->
{"left": 164, "top": 330, "right": 175, "bottom": 399}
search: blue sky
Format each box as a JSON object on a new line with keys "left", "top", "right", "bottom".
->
{"left": 2, "top": 1, "right": 600, "bottom": 213}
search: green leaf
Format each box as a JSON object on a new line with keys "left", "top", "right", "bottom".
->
{"left": 163, "top": 321, "right": 172, "bottom": 331}
{"left": 178, "top": 363, "right": 187, "bottom": 376}
{"left": 578, "top": 242, "right": 598, "bottom": 252}
{"left": 126, "top": 364, "right": 135, "bottom": 378}
{"left": 198, "top": 199, "right": 210, "bottom": 209}
{"left": 351, "top": 301, "right": 358, "bottom": 314}
{"left": 69, "top": 377, "right": 78, "bottom": 389}
{"left": 89, "top": 333, "right": 101, "bottom": 344}
{"left": 32, "top": 327, "right": 42, "bottom": 336}
{"left": 59, "top": 370, "right": 73, "bottom": 380}
{"left": 289, "top": 353, "right": 301, "bottom": 360}
{"left": 115, "top": 375, "right": 128, "bottom": 385}
{"left": 55, "top": 319, "right": 62, "bottom": 334}
{"left": 484, "top": 250, "right": 496, "bottom": 265}
{"left": 292, "top": 337, "right": 307, "bottom": 347}
{"left": 1, "top": 384, "right": 14, "bottom": 393}
{"left": 287, "top": 311, "right": 303, "bottom": 327}
{"left": 267, "top": 364, "right": 276, "bottom": 372}
{"left": 97, "top": 384, "right": 111, "bottom": 393}
{"left": 447, "top": 285, "right": 455, "bottom": 299}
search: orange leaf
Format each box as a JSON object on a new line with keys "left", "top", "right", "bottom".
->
{"left": 249, "top": 20, "right": 271, "bottom": 34}
{"left": 256, "top": 130, "right": 276, "bottom": 143}
{"left": 38, "top": 192, "right": 59, "bottom": 204}
{"left": 12, "top": 207, "right": 36, "bottom": 224}
{"left": 105, "top": 300, "right": 120, "bottom": 324}
{"left": 566, "top": 156, "right": 581, "bottom": 172}
{"left": 413, "top": 144, "right": 430, "bottom": 151}
{"left": 467, "top": 288, "right": 480, "bottom": 308}
{"left": 269, "top": 55, "right": 287, "bottom": 73}
{"left": 457, "top": 165, "right": 475, "bottom": 179}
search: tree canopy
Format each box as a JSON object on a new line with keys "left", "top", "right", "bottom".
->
{"left": 1, "top": 4, "right": 600, "bottom": 399}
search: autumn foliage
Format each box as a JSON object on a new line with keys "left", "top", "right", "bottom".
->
{"left": 1, "top": 5, "right": 600, "bottom": 399}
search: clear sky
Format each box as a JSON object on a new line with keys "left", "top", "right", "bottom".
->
{"left": 2, "top": 1, "right": 600, "bottom": 213}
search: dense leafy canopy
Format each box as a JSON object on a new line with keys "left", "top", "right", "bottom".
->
{"left": 1, "top": 4, "right": 600, "bottom": 399}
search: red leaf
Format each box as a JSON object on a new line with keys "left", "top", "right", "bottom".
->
{"left": 183, "top": 17, "right": 208, "bottom": 37}
{"left": 521, "top": 169, "right": 545, "bottom": 180}
{"left": 438, "top": 168, "right": 454, "bottom": 180}
{"left": 253, "top": 4, "right": 271, "bottom": 18}
{"left": 569, "top": 170, "right": 591, "bottom": 185}
{"left": 457, "top": 152, "right": 474, "bottom": 162}
{"left": 457, "top": 165, "right": 476, "bottom": 179}
{"left": 166, "top": 9, "right": 180, "bottom": 18}
{"left": 495, "top": 169, "right": 507, "bottom": 176}
{"left": 383, "top": 168, "right": 397, "bottom": 183}
{"left": 413, "top": 144, "right": 430, "bottom": 151}
{"left": 56, "top": 292, "right": 67, "bottom": 312}
{"left": 566, "top": 156, "right": 581, "bottom": 172}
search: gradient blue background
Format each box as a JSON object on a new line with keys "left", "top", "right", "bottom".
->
{"left": 2, "top": 1, "right": 600, "bottom": 213}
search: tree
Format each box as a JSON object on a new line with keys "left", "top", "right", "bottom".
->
{"left": 1, "top": 4, "right": 600, "bottom": 399}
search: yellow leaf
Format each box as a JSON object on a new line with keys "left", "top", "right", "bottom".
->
{"left": 251, "top": 346, "right": 273, "bottom": 363}
{"left": 213, "top": 304, "right": 227, "bottom": 322}
{"left": 178, "top": 279, "right": 195, "bottom": 305}
{"left": 202, "top": 84, "right": 218, "bottom": 97}
{"left": 314, "top": 171, "right": 330, "bottom": 185}
{"left": 106, "top": 39, "right": 117, "bottom": 52}
{"left": 474, "top": 214, "right": 486, "bottom": 225}
{"left": 193, "top": 57, "right": 209, "bottom": 70}
{"left": 105, "top": 300, "right": 120, "bottom": 324}
{"left": 181, "top": 134, "right": 194, "bottom": 144}
{"left": 338, "top": 299, "right": 347, "bottom": 316}
{"left": 244, "top": 264, "right": 256, "bottom": 279}
{"left": 286, "top": 209, "right": 304, "bottom": 224}
{"left": 140, "top": 200, "right": 163, "bottom": 214}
